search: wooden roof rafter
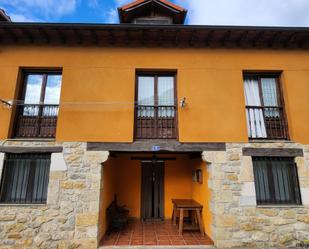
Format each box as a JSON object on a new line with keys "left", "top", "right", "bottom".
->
{"left": 0, "top": 23, "right": 308, "bottom": 49}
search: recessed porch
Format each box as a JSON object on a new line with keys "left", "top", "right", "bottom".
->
{"left": 99, "top": 219, "right": 213, "bottom": 246}
{"left": 98, "top": 152, "right": 214, "bottom": 247}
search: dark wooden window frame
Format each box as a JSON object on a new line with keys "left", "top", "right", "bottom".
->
{"left": 243, "top": 72, "right": 289, "bottom": 140}
{"left": 12, "top": 69, "right": 62, "bottom": 139}
{"left": 134, "top": 70, "right": 178, "bottom": 140}
{"left": 252, "top": 156, "right": 302, "bottom": 206}
{"left": 0, "top": 153, "right": 51, "bottom": 204}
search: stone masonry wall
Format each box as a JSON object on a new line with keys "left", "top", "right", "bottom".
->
{"left": 203, "top": 142, "right": 309, "bottom": 249}
{"left": 0, "top": 141, "right": 108, "bottom": 249}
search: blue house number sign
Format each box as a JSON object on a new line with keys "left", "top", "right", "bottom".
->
{"left": 152, "top": 146, "right": 161, "bottom": 152}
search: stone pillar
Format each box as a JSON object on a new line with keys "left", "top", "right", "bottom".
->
{"left": 202, "top": 150, "right": 228, "bottom": 246}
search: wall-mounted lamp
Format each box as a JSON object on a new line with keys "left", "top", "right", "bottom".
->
{"left": 180, "top": 97, "right": 187, "bottom": 108}
{"left": 0, "top": 99, "right": 13, "bottom": 109}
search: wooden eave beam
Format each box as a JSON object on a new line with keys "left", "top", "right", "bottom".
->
{"left": 252, "top": 30, "right": 264, "bottom": 47}
{"left": 237, "top": 30, "right": 248, "bottom": 46}
{"left": 72, "top": 28, "right": 83, "bottom": 44}
{"left": 189, "top": 30, "right": 197, "bottom": 46}
{"left": 108, "top": 30, "right": 115, "bottom": 45}
{"left": 22, "top": 28, "right": 34, "bottom": 43}
{"left": 268, "top": 31, "right": 281, "bottom": 47}
{"left": 221, "top": 30, "right": 231, "bottom": 46}
{"left": 173, "top": 29, "right": 180, "bottom": 46}
{"left": 90, "top": 30, "right": 99, "bottom": 44}
{"left": 55, "top": 28, "right": 66, "bottom": 44}
{"left": 4, "top": 27, "right": 18, "bottom": 42}
{"left": 204, "top": 30, "right": 214, "bottom": 46}
{"left": 38, "top": 28, "right": 50, "bottom": 43}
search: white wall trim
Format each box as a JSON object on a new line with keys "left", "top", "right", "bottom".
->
{"left": 240, "top": 182, "right": 257, "bottom": 206}
{"left": 0, "top": 153, "right": 4, "bottom": 181}
{"left": 50, "top": 153, "right": 67, "bottom": 171}
{"left": 300, "top": 187, "right": 309, "bottom": 205}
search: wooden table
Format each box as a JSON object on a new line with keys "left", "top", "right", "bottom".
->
{"left": 171, "top": 199, "right": 204, "bottom": 236}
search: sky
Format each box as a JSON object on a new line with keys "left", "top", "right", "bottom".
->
{"left": 0, "top": 0, "right": 309, "bottom": 26}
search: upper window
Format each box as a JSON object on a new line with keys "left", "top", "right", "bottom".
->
{"left": 14, "top": 71, "right": 62, "bottom": 138}
{"left": 0, "top": 153, "right": 51, "bottom": 204}
{"left": 243, "top": 73, "right": 288, "bottom": 140}
{"left": 135, "top": 72, "right": 177, "bottom": 139}
{"left": 253, "top": 157, "right": 302, "bottom": 205}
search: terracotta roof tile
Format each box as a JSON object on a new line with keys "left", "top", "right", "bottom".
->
{"left": 0, "top": 8, "right": 11, "bottom": 22}
{"left": 119, "top": 0, "right": 185, "bottom": 12}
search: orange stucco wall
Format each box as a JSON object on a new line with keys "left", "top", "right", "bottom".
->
{"left": 191, "top": 159, "right": 212, "bottom": 237}
{"left": 1, "top": 46, "right": 309, "bottom": 143}
{"left": 99, "top": 154, "right": 212, "bottom": 237}
{"left": 99, "top": 156, "right": 116, "bottom": 240}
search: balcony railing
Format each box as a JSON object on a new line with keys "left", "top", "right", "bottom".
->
{"left": 135, "top": 105, "right": 177, "bottom": 139}
{"left": 246, "top": 106, "right": 288, "bottom": 140}
{"left": 14, "top": 104, "right": 59, "bottom": 138}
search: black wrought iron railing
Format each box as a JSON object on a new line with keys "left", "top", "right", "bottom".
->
{"left": 246, "top": 106, "right": 288, "bottom": 140}
{"left": 135, "top": 105, "right": 177, "bottom": 139}
{"left": 14, "top": 104, "right": 59, "bottom": 138}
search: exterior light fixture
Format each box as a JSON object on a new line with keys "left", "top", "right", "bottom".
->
{"left": 180, "top": 97, "right": 186, "bottom": 108}
{"left": 0, "top": 99, "right": 12, "bottom": 109}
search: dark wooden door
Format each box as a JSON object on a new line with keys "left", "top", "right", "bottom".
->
{"left": 141, "top": 161, "right": 164, "bottom": 220}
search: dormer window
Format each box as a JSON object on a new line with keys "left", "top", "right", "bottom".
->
{"left": 118, "top": 0, "right": 187, "bottom": 25}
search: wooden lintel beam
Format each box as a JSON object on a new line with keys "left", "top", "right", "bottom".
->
{"left": 242, "top": 148, "right": 304, "bottom": 157}
{"left": 131, "top": 156, "right": 176, "bottom": 161}
{"left": 87, "top": 141, "right": 226, "bottom": 152}
{"left": 0, "top": 146, "right": 63, "bottom": 154}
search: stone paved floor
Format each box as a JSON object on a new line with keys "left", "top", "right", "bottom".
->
{"left": 100, "top": 219, "right": 214, "bottom": 247}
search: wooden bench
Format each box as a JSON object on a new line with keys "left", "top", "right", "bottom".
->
{"left": 106, "top": 196, "right": 129, "bottom": 233}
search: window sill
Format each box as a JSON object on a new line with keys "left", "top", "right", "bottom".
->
{"left": 257, "top": 205, "right": 303, "bottom": 208}
{"left": 5, "top": 138, "right": 56, "bottom": 142}
{"left": 249, "top": 139, "right": 293, "bottom": 143}
{"left": 0, "top": 203, "right": 47, "bottom": 207}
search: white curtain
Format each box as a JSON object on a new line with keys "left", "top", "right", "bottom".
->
{"left": 138, "top": 76, "right": 155, "bottom": 117}
{"left": 244, "top": 79, "right": 267, "bottom": 138}
{"left": 261, "top": 78, "right": 279, "bottom": 117}
{"left": 158, "top": 76, "right": 174, "bottom": 117}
